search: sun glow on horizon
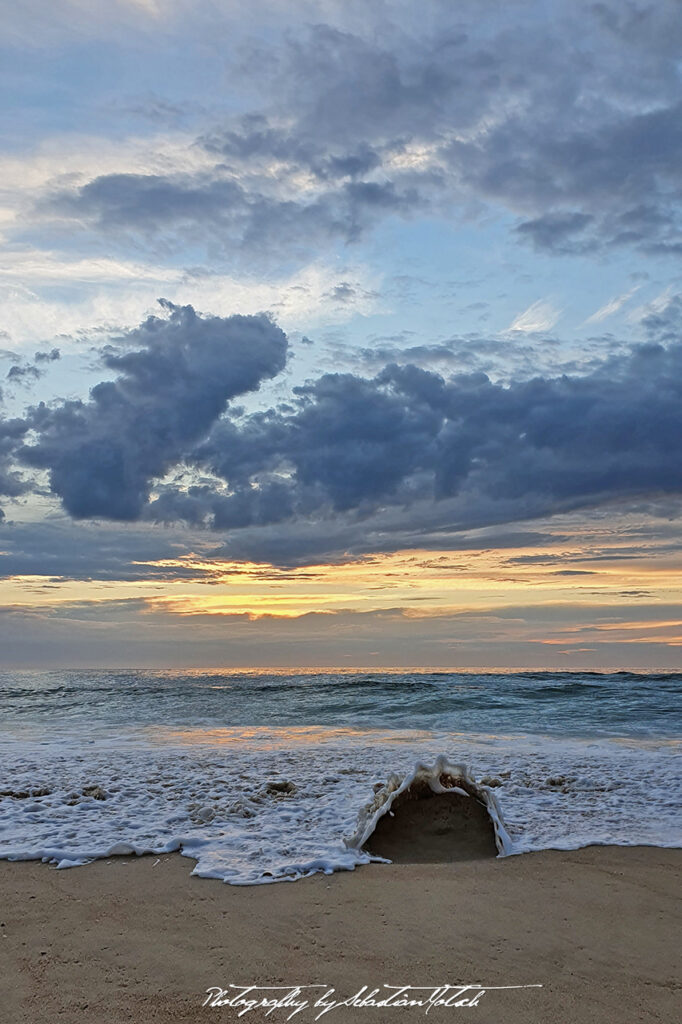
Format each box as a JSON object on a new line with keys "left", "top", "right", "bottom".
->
{"left": 2, "top": 506, "right": 681, "bottom": 667}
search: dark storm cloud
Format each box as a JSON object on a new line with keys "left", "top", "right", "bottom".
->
{"left": 0, "top": 415, "right": 30, "bottom": 500}
{"left": 147, "top": 340, "right": 682, "bottom": 554}
{"left": 19, "top": 302, "right": 287, "bottom": 519}
{"left": 32, "top": 2, "right": 682, "bottom": 260}
{"left": 4, "top": 293, "right": 682, "bottom": 561}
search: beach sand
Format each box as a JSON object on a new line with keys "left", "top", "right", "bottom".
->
{"left": 1, "top": 847, "right": 679, "bottom": 1023}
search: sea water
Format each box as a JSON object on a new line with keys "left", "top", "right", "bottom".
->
{"left": 0, "top": 669, "right": 680, "bottom": 883}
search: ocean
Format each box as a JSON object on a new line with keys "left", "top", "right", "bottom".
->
{"left": 0, "top": 669, "right": 680, "bottom": 883}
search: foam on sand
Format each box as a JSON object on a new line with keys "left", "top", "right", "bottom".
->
{"left": 1, "top": 731, "right": 678, "bottom": 884}
{"left": 345, "top": 755, "right": 513, "bottom": 862}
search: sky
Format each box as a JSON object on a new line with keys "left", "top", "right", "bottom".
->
{"left": 1, "top": 0, "right": 682, "bottom": 669}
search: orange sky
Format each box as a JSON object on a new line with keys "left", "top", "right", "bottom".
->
{"left": 2, "top": 506, "right": 681, "bottom": 668}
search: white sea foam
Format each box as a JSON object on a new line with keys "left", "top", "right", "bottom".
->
{"left": 0, "top": 727, "right": 679, "bottom": 883}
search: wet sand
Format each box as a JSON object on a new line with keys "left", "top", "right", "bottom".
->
{"left": 1, "top": 847, "right": 679, "bottom": 1023}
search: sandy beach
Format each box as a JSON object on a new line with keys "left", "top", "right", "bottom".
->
{"left": 2, "top": 846, "right": 679, "bottom": 1024}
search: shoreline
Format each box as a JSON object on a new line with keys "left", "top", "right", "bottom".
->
{"left": 2, "top": 845, "right": 680, "bottom": 1023}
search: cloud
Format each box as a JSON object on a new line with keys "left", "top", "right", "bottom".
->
{"left": 584, "top": 286, "right": 640, "bottom": 324}
{"left": 639, "top": 291, "right": 682, "bottom": 343}
{"left": 507, "top": 300, "right": 561, "bottom": 333}
{"left": 3, "top": 297, "right": 681, "bottom": 560}
{"left": 515, "top": 213, "right": 595, "bottom": 254}
{"left": 43, "top": 167, "right": 415, "bottom": 262}
{"left": 34, "top": 347, "right": 61, "bottom": 362}
{"left": 11, "top": 2, "right": 682, "bottom": 266}
{"left": 0, "top": 414, "right": 30, "bottom": 499}
{"left": 162, "top": 343, "right": 682, "bottom": 549}
{"left": 0, "top": 253, "right": 380, "bottom": 349}
{"left": 0, "top": 518, "right": 221, "bottom": 582}
{"left": 19, "top": 301, "right": 287, "bottom": 518}
{"left": 6, "top": 363, "right": 41, "bottom": 383}
{"left": 4, "top": 348, "right": 59, "bottom": 387}
{"left": 3, "top": 593, "right": 682, "bottom": 670}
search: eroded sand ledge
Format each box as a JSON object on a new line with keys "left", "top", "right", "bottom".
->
{"left": 1, "top": 847, "right": 680, "bottom": 1023}
{"left": 362, "top": 790, "right": 498, "bottom": 861}
{"left": 345, "top": 756, "right": 508, "bottom": 863}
